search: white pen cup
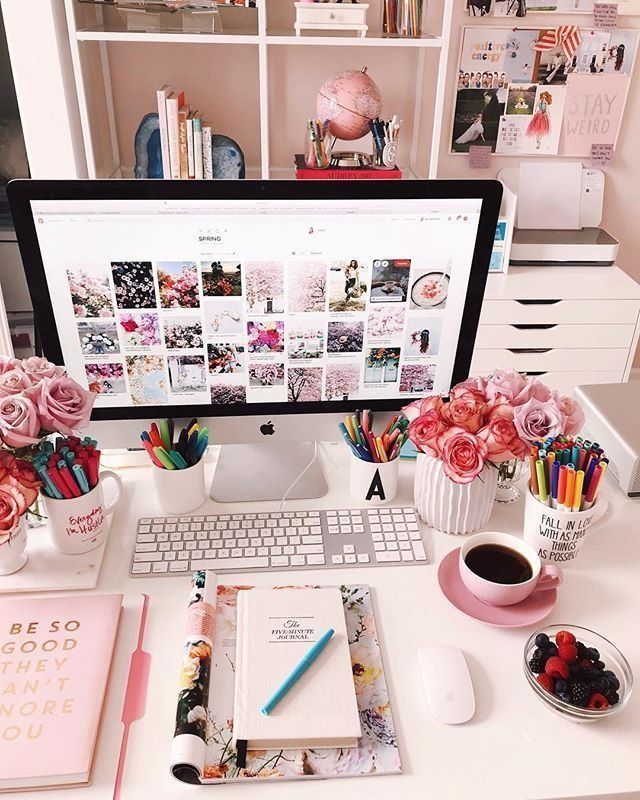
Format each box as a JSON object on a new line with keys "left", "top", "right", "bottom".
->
{"left": 152, "top": 458, "right": 206, "bottom": 515}
{"left": 349, "top": 453, "right": 399, "bottom": 506}
{"left": 42, "top": 470, "right": 123, "bottom": 555}
{"left": 523, "top": 488, "right": 603, "bottom": 566}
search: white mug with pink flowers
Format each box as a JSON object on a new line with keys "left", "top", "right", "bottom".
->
{"left": 403, "top": 369, "right": 584, "bottom": 535}
{"left": 0, "top": 354, "right": 96, "bottom": 574}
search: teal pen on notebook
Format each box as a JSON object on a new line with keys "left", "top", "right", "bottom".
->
{"left": 260, "top": 628, "right": 334, "bottom": 716}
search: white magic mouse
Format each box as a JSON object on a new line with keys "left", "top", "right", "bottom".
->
{"left": 418, "top": 645, "right": 475, "bottom": 724}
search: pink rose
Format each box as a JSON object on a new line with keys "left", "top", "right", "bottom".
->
{"left": 514, "top": 397, "right": 564, "bottom": 444}
{"left": 20, "top": 356, "right": 66, "bottom": 381}
{"left": 0, "top": 481, "right": 28, "bottom": 534}
{"left": 514, "top": 378, "right": 552, "bottom": 406}
{"left": 485, "top": 368, "right": 529, "bottom": 403}
{"left": 0, "top": 395, "right": 41, "bottom": 447}
{"left": 477, "top": 417, "right": 527, "bottom": 463}
{"left": 27, "top": 377, "right": 95, "bottom": 435}
{"left": 485, "top": 395, "right": 515, "bottom": 422}
{"left": 437, "top": 427, "right": 488, "bottom": 485}
{"left": 0, "top": 368, "right": 33, "bottom": 397}
{"left": 402, "top": 395, "right": 443, "bottom": 422}
{"left": 440, "top": 393, "right": 486, "bottom": 433}
{"left": 0, "top": 355, "right": 21, "bottom": 376}
{"left": 74, "top": 305, "right": 87, "bottom": 317}
{"left": 554, "top": 392, "right": 585, "bottom": 436}
{"left": 408, "top": 409, "right": 448, "bottom": 457}
{"left": 451, "top": 378, "right": 487, "bottom": 403}
{"left": 0, "top": 458, "right": 41, "bottom": 507}
{"left": 98, "top": 309, "right": 112, "bottom": 318}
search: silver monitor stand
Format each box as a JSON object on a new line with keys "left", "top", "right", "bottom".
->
{"left": 209, "top": 441, "right": 328, "bottom": 502}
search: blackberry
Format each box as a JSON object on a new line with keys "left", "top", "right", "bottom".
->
{"left": 586, "top": 647, "right": 600, "bottom": 661}
{"left": 575, "top": 641, "right": 588, "bottom": 659}
{"left": 535, "top": 633, "right": 550, "bottom": 649}
{"left": 579, "top": 667, "right": 601, "bottom": 684}
{"left": 569, "top": 682, "right": 591, "bottom": 708}
{"left": 529, "top": 653, "right": 548, "bottom": 674}
{"left": 591, "top": 676, "right": 610, "bottom": 694}
{"left": 603, "top": 670, "right": 620, "bottom": 690}
{"left": 605, "top": 689, "right": 620, "bottom": 706}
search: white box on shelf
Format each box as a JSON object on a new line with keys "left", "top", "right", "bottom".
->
{"left": 294, "top": 2, "right": 369, "bottom": 37}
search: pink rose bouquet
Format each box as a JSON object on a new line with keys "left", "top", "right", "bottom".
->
{"left": 403, "top": 368, "right": 584, "bottom": 485}
{"left": 0, "top": 356, "right": 96, "bottom": 543}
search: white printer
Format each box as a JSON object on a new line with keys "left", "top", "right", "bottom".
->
{"left": 575, "top": 382, "right": 640, "bottom": 497}
{"left": 499, "top": 163, "right": 619, "bottom": 267}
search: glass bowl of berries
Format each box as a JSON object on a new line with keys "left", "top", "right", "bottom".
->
{"left": 524, "top": 625, "right": 632, "bottom": 722}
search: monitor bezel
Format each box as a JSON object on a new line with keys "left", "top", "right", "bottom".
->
{"left": 8, "top": 179, "right": 502, "bottom": 421}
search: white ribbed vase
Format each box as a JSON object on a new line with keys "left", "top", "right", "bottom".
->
{"left": 414, "top": 454, "right": 498, "bottom": 535}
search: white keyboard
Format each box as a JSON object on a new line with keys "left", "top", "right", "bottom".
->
{"left": 131, "top": 506, "right": 428, "bottom": 576}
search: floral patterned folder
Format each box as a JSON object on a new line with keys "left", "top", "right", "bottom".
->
{"left": 173, "top": 574, "right": 402, "bottom": 784}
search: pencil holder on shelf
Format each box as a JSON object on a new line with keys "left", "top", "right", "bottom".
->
{"left": 304, "top": 120, "right": 331, "bottom": 168}
{"left": 349, "top": 453, "right": 399, "bottom": 506}
{"left": 152, "top": 458, "right": 206, "bottom": 515}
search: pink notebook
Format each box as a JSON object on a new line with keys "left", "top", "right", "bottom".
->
{"left": 0, "top": 593, "right": 123, "bottom": 791}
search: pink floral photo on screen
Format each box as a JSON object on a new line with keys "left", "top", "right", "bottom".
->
{"left": 399, "top": 362, "right": 436, "bottom": 394}
{"left": 247, "top": 321, "right": 285, "bottom": 354}
{"left": 244, "top": 261, "right": 284, "bottom": 314}
{"left": 118, "top": 312, "right": 161, "bottom": 348}
{"left": 288, "top": 261, "right": 327, "bottom": 313}
{"left": 157, "top": 261, "right": 200, "bottom": 309}
{"left": 248, "top": 363, "right": 285, "bottom": 387}
{"left": 85, "top": 362, "right": 126, "bottom": 394}
{"left": 210, "top": 383, "right": 247, "bottom": 404}
{"left": 287, "top": 366, "right": 323, "bottom": 402}
{"left": 325, "top": 363, "right": 359, "bottom": 400}
{"left": 66, "top": 264, "right": 114, "bottom": 318}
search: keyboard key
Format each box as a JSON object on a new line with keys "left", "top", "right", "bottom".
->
{"left": 165, "top": 524, "right": 176, "bottom": 533}
{"left": 332, "top": 555, "right": 344, "bottom": 565}
{"left": 205, "top": 551, "right": 216, "bottom": 559}
{"left": 276, "top": 536, "right": 287, "bottom": 546}
{"left": 134, "top": 552, "right": 163, "bottom": 562}
{"left": 407, "top": 522, "right": 420, "bottom": 531}
{"left": 328, "top": 526, "right": 340, "bottom": 534}
{"left": 340, "top": 525, "right": 352, "bottom": 534}
{"left": 291, "top": 555, "right": 306, "bottom": 566}
{"left": 178, "top": 523, "right": 189, "bottom": 532}
{"left": 401, "top": 551, "right": 414, "bottom": 562}
{"left": 152, "top": 524, "right": 163, "bottom": 533}
{"left": 397, "top": 531, "right": 409, "bottom": 541}
{"left": 169, "top": 562, "right": 189, "bottom": 572}
{"left": 246, "top": 547, "right": 256, "bottom": 557}
{"left": 223, "top": 530, "right": 234, "bottom": 539}
{"left": 198, "top": 540, "right": 210, "bottom": 550}
{"left": 231, "top": 548, "right": 243, "bottom": 558}
{"left": 184, "top": 531, "right": 195, "bottom": 541}
{"left": 370, "top": 524, "right": 382, "bottom": 533}
{"left": 196, "top": 531, "right": 208, "bottom": 540}
{"left": 412, "top": 542, "right": 427, "bottom": 561}
{"left": 140, "top": 518, "right": 151, "bottom": 524}
{"left": 178, "top": 551, "right": 190, "bottom": 561}
{"left": 192, "top": 523, "right": 202, "bottom": 532}
{"left": 387, "top": 542, "right": 399, "bottom": 551}
{"left": 159, "top": 542, "right": 171, "bottom": 552}
{"left": 219, "top": 548, "right": 230, "bottom": 558}
{"left": 343, "top": 544, "right": 355, "bottom": 554}
{"left": 307, "top": 554, "right": 325, "bottom": 565}
{"left": 238, "top": 539, "right": 249, "bottom": 549}
{"left": 343, "top": 554, "right": 356, "bottom": 564}
{"left": 284, "top": 546, "right": 295, "bottom": 555}
{"left": 376, "top": 551, "right": 401, "bottom": 562}
{"left": 357, "top": 553, "right": 370, "bottom": 563}
{"left": 263, "top": 537, "right": 275, "bottom": 547}
{"left": 186, "top": 541, "right": 197, "bottom": 551}
{"left": 271, "top": 546, "right": 282, "bottom": 556}
{"left": 172, "top": 542, "right": 184, "bottom": 551}
{"left": 289, "top": 535, "right": 301, "bottom": 545}
{"left": 409, "top": 530, "right": 421, "bottom": 541}
{"left": 373, "top": 542, "right": 386, "bottom": 552}
{"left": 152, "top": 561, "right": 169, "bottom": 573}
{"left": 353, "top": 525, "right": 364, "bottom": 533}
{"left": 190, "top": 556, "right": 269, "bottom": 571}
{"left": 384, "top": 531, "right": 397, "bottom": 541}
{"left": 135, "top": 543, "right": 157, "bottom": 553}
{"left": 297, "top": 544, "right": 323, "bottom": 555}
{"left": 258, "top": 547, "right": 269, "bottom": 556}
{"left": 400, "top": 541, "right": 411, "bottom": 550}
{"left": 137, "top": 534, "right": 154, "bottom": 543}
{"left": 372, "top": 532, "right": 383, "bottom": 542}
{"left": 250, "top": 538, "right": 261, "bottom": 547}
{"left": 310, "top": 526, "right": 322, "bottom": 536}
{"left": 303, "top": 535, "right": 323, "bottom": 545}
{"left": 156, "top": 533, "right": 168, "bottom": 542}
{"left": 271, "top": 555, "right": 289, "bottom": 567}
{"left": 164, "top": 551, "right": 176, "bottom": 561}
{"left": 132, "top": 562, "right": 151, "bottom": 574}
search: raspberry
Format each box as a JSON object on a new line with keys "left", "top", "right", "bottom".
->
{"left": 570, "top": 682, "right": 591, "bottom": 708}
{"left": 555, "top": 630, "right": 576, "bottom": 646}
{"left": 536, "top": 673, "right": 554, "bottom": 694}
{"left": 587, "top": 693, "right": 610, "bottom": 710}
{"left": 557, "top": 643, "right": 578, "bottom": 663}
{"left": 545, "top": 656, "right": 570, "bottom": 680}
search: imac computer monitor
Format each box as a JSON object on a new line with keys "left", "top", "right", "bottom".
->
{"left": 9, "top": 179, "right": 502, "bottom": 501}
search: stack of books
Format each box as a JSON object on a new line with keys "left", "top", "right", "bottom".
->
{"left": 156, "top": 84, "right": 213, "bottom": 179}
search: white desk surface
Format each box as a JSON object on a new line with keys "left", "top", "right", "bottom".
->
{"left": 73, "top": 444, "right": 640, "bottom": 799}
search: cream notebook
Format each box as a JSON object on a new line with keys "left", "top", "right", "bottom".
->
{"left": 233, "top": 587, "right": 361, "bottom": 752}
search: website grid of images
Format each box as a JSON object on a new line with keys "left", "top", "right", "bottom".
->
{"left": 67, "top": 257, "right": 450, "bottom": 407}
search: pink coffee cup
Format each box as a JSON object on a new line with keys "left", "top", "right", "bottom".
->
{"left": 459, "top": 531, "right": 563, "bottom": 607}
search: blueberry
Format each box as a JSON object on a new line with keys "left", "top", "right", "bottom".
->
{"left": 592, "top": 677, "right": 609, "bottom": 693}
{"left": 603, "top": 670, "right": 620, "bottom": 690}
{"left": 546, "top": 643, "right": 558, "bottom": 657}
{"left": 576, "top": 641, "right": 588, "bottom": 659}
{"left": 556, "top": 690, "right": 571, "bottom": 703}
{"left": 606, "top": 690, "right": 620, "bottom": 706}
{"left": 535, "top": 633, "right": 550, "bottom": 649}
{"left": 555, "top": 679, "right": 568, "bottom": 693}
{"left": 586, "top": 647, "right": 600, "bottom": 661}
{"left": 594, "top": 660, "right": 605, "bottom": 671}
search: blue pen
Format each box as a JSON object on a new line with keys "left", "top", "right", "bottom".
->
{"left": 169, "top": 449, "right": 189, "bottom": 470}
{"left": 63, "top": 450, "right": 75, "bottom": 468}
{"left": 36, "top": 465, "right": 63, "bottom": 500}
{"left": 338, "top": 423, "right": 364, "bottom": 460}
{"left": 72, "top": 463, "right": 90, "bottom": 494}
{"left": 562, "top": 448, "right": 571, "bottom": 465}
{"left": 195, "top": 436, "right": 208, "bottom": 461}
{"left": 261, "top": 628, "right": 335, "bottom": 716}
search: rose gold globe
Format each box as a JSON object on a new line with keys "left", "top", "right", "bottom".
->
{"left": 316, "top": 66, "right": 383, "bottom": 141}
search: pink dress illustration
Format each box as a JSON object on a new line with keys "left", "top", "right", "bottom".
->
{"left": 526, "top": 91, "right": 553, "bottom": 150}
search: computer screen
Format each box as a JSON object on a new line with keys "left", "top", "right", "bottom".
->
{"left": 10, "top": 181, "right": 501, "bottom": 421}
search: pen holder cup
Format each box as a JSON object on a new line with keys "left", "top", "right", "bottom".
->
{"left": 42, "top": 470, "right": 123, "bottom": 555}
{"left": 304, "top": 130, "right": 331, "bottom": 169}
{"left": 371, "top": 138, "right": 398, "bottom": 170}
{"left": 349, "top": 453, "right": 399, "bottom": 506}
{"left": 522, "top": 488, "right": 603, "bottom": 567}
{"left": 152, "top": 457, "right": 206, "bottom": 515}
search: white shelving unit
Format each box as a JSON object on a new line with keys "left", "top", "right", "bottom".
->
{"left": 63, "top": 0, "right": 454, "bottom": 180}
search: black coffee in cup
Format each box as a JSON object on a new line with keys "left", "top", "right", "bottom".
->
{"left": 464, "top": 543, "right": 533, "bottom": 585}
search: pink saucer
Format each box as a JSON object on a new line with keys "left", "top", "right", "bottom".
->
{"left": 438, "top": 548, "right": 557, "bottom": 629}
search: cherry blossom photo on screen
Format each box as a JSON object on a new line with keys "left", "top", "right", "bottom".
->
{"left": 210, "top": 382, "right": 247, "bottom": 405}
{"left": 325, "top": 363, "right": 360, "bottom": 400}
{"left": 248, "top": 363, "right": 285, "bottom": 387}
{"left": 327, "top": 320, "right": 364, "bottom": 353}
{"left": 287, "top": 366, "right": 323, "bottom": 402}
{"left": 399, "top": 362, "right": 436, "bottom": 394}
{"left": 244, "top": 261, "right": 284, "bottom": 315}
{"left": 66, "top": 263, "right": 114, "bottom": 318}
{"left": 287, "top": 261, "right": 327, "bottom": 313}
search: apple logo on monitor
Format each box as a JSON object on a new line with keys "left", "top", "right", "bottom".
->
{"left": 260, "top": 420, "right": 275, "bottom": 436}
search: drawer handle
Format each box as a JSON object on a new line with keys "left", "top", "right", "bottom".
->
{"left": 507, "top": 348, "right": 552, "bottom": 354}
{"left": 525, "top": 371, "right": 548, "bottom": 377}
{"left": 515, "top": 299, "right": 562, "bottom": 306}
{"left": 512, "top": 324, "right": 557, "bottom": 330}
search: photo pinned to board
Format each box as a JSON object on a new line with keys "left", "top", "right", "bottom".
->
{"left": 497, "top": 84, "right": 566, "bottom": 154}
{"left": 505, "top": 84, "right": 537, "bottom": 115}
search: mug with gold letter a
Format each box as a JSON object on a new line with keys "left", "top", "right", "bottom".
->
{"left": 349, "top": 454, "right": 399, "bottom": 505}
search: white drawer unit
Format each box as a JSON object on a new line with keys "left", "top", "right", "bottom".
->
{"left": 294, "top": 2, "right": 369, "bottom": 37}
{"left": 471, "top": 266, "right": 640, "bottom": 394}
